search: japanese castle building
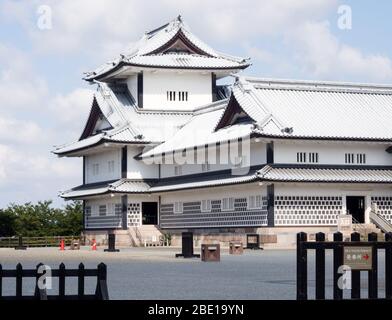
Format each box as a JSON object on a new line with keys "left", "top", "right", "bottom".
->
{"left": 54, "top": 16, "right": 392, "bottom": 246}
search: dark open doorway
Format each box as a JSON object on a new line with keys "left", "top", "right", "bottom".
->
{"left": 142, "top": 202, "right": 158, "bottom": 225}
{"left": 346, "top": 196, "right": 365, "bottom": 223}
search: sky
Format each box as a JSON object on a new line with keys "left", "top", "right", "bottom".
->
{"left": 0, "top": 0, "right": 392, "bottom": 208}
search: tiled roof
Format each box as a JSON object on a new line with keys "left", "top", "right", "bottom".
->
{"left": 258, "top": 165, "right": 392, "bottom": 183}
{"left": 149, "top": 168, "right": 259, "bottom": 192}
{"left": 61, "top": 179, "right": 154, "bottom": 199}
{"left": 53, "top": 83, "right": 192, "bottom": 155}
{"left": 84, "top": 16, "right": 249, "bottom": 81}
{"left": 140, "top": 99, "right": 249, "bottom": 158}
{"left": 235, "top": 77, "right": 392, "bottom": 141}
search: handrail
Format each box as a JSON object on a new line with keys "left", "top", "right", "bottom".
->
{"left": 370, "top": 210, "right": 392, "bottom": 233}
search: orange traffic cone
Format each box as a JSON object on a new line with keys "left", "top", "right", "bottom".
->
{"left": 59, "top": 239, "right": 65, "bottom": 251}
{"left": 91, "top": 239, "right": 97, "bottom": 251}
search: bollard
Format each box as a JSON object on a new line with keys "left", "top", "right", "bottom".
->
{"left": 104, "top": 233, "right": 119, "bottom": 252}
{"left": 175, "top": 232, "right": 200, "bottom": 258}
{"left": 15, "top": 236, "right": 27, "bottom": 250}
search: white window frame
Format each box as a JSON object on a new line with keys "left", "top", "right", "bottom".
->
{"left": 114, "top": 203, "right": 122, "bottom": 215}
{"left": 222, "top": 197, "right": 234, "bottom": 211}
{"left": 201, "top": 199, "right": 211, "bottom": 212}
{"left": 248, "top": 195, "right": 263, "bottom": 209}
{"left": 173, "top": 202, "right": 183, "bottom": 214}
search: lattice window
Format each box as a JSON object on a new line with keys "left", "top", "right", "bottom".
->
{"left": 357, "top": 153, "right": 366, "bottom": 164}
{"left": 114, "top": 203, "right": 122, "bottom": 215}
{"left": 248, "top": 195, "right": 264, "bottom": 209}
{"left": 222, "top": 198, "right": 234, "bottom": 211}
{"left": 309, "top": 152, "right": 319, "bottom": 163}
{"left": 274, "top": 195, "right": 342, "bottom": 226}
{"left": 297, "top": 152, "right": 307, "bottom": 163}
{"left": 174, "top": 202, "right": 183, "bottom": 214}
{"left": 98, "top": 205, "right": 106, "bottom": 216}
{"left": 371, "top": 196, "right": 392, "bottom": 223}
{"left": 127, "top": 202, "right": 141, "bottom": 227}
{"left": 201, "top": 200, "right": 211, "bottom": 212}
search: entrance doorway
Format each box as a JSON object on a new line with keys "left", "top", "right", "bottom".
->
{"left": 346, "top": 196, "right": 365, "bottom": 223}
{"left": 142, "top": 202, "right": 158, "bottom": 225}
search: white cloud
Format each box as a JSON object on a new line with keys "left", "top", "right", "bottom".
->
{"left": 287, "top": 21, "right": 392, "bottom": 81}
{"left": 0, "top": 117, "right": 44, "bottom": 144}
{"left": 0, "top": 44, "right": 48, "bottom": 111}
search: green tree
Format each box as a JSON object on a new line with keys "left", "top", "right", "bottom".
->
{"left": 0, "top": 210, "right": 17, "bottom": 236}
{"left": 1, "top": 200, "right": 83, "bottom": 237}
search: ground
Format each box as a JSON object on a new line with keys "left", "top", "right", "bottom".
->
{"left": 0, "top": 247, "right": 386, "bottom": 299}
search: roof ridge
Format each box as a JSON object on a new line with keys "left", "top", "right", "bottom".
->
{"left": 244, "top": 76, "right": 392, "bottom": 94}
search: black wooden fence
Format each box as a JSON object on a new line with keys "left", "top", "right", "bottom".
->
{"left": 297, "top": 231, "right": 392, "bottom": 300}
{"left": 0, "top": 262, "right": 109, "bottom": 300}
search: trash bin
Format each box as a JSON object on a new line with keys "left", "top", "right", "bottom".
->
{"left": 201, "top": 244, "right": 220, "bottom": 262}
{"left": 246, "top": 234, "right": 260, "bottom": 250}
{"left": 70, "top": 240, "right": 80, "bottom": 250}
{"left": 229, "top": 241, "right": 243, "bottom": 255}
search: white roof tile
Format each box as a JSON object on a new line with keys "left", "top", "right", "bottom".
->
{"left": 84, "top": 16, "right": 249, "bottom": 81}
{"left": 258, "top": 165, "right": 392, "bottom": 183}
{"left": 236, "top": 77, "right": 392, "bottom": 140}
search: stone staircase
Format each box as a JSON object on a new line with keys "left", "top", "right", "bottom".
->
{"left": 352, "top": 223, "right": 384, "bottom": 241}
{"left": 115, "top": 225, "right": 165, "bottom": 247}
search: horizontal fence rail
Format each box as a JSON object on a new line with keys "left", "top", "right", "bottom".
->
{"left": 0, "top": 236, "right": 83, "bottom": 248}
{"left": 297, "top": 231, "right": 392, "bottom": 300}
{"left": 0, "top": 263, "right": 109, "bottom": 300}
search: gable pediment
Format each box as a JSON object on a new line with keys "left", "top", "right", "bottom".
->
{"left": 215, "top": 95, "right": 254, "bottom": 131}
{"left": 148, "top": 29, "right": 212, "bottom": 57}
{"left": 79, "top": 98, "right": 113, "bottom": 140}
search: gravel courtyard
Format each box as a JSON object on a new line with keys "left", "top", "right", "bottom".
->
{"left": 0, "top": 247, "right": 387, "bottom": 299}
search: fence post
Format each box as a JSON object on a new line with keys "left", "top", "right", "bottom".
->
{"left": 333, "top": 232, "right": 343, "bottom": 300}
{"left": 385, "top": 232, "right": 392, "bottom": 300}
{"left": 315, "top": 232, "right": 326, "bottom": 300}
{"left": 368, "top": 233, "right": 378, "bottom": 299}
{"left": 0, "top": 264, "right": 2, "bottom": 298}
{"left": 296, "top": 232, "right": 307, "bottom": 300}
{"left": 95, "top": 263, "right": 109, "bottom": 300}
{"left": 351, "top": 232, "right": 361, "bottom": 299}
{"left": 59, "top": 263, "right": 66, "bottom": 298}
{"left": 16, "top": 263, "right": 23, "bottom": 298}
{"left": 78, "top": 263, "right": 85, "bottom": 299}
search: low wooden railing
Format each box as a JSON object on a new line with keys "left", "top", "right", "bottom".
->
{"left": 0, "top": 236, "right": 83, "bottom": 248}
{"left": 0, "top": 263, "right": 109, "bottom": 300}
